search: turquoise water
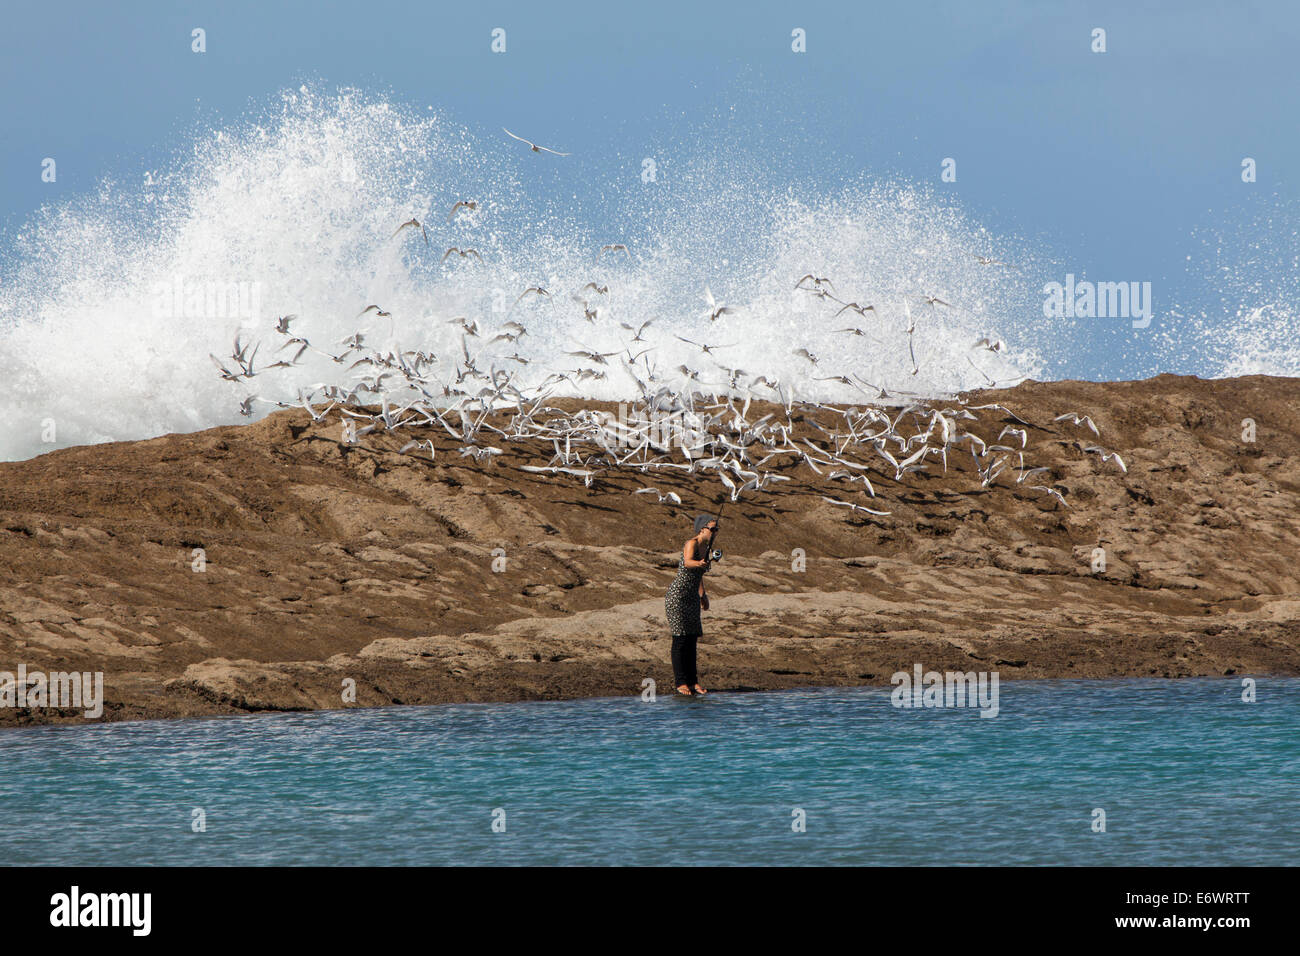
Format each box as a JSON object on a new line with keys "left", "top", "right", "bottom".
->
{"left": 2, "top": 678, "right": 1297, "bottom": 866}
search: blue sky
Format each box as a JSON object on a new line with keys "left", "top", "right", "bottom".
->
{"left": 3, "top": 0, "right": 1297, "bottom": 380}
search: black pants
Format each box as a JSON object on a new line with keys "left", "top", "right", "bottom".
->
{"left": 671, "top": 633, "right": 699, "bottom": 687}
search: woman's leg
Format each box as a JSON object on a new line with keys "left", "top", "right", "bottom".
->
{"left": 671, "top": 634, "right": 690, "bottom": 691}
{"left": 684, "top": 634, "right": 699, "bottom": 687}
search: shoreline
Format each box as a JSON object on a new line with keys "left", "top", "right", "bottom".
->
{"left": 3, "top": 670, "right": 1291, "bottom": 733}
{"left": 3, "top": 372, "right": 1300, "bottom": 727}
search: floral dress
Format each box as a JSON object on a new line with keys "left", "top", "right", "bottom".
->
{"left": 665, "top": 550, "right": 707, "bottom": 636}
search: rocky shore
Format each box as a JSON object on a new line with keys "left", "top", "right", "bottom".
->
{"left": 2, "top": 373, "right": 1298, "bottom": 726}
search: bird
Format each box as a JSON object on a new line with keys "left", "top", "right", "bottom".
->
{"left": 1029, "top": 485, "right": 1068, "bottom": 507}
{"left": 821, "top": 496, "right": 891, "bottom": 517}
{"left": 997, "top": 426, "right": 1028, "bottom": 448}
{"left": 393, "top": 219, "right": 429, "bottom": 245}
{"left": 514, "top": 287, "right": 551, "bottom": 307}
{"left": 209, "top": 354, "right": 243, "bottom": 382}
{"left": 792, "top": 348, "right": 818, "bottom": 366}
{"left": 600, "top": 244, "right": 630, "bottom": 259}
{"left": 442, "top": 247, "right": 483, "bottom": 263}
{"left": 795, "top": 275, "right": 836, "bottom": 293}
{"left": 835, "top": 302, "right": 876, "bottom": 318}
{"left": 1083, "top": 445, "right": 1127, "bottom": 473}
{"left": 634, "top": 487, "right": 682, "bottom": 505}
{"left": 565, "top": 348, "right": 619, "bottom": 365}
{"left": 447, "top": 200, "right": 478, "bottom": 221}
{"left": 702, "top": 287, "right": 735, "bottom": 322}
{"left": 970, "top": 252, "right": 1018, "bottom": 269}
{"left": 458, "top": 445, "right": 504, "bottom": 463}
{"left": 399, "top": 439, "right": 437, "bottom": 461}
{"left": 1054, "top": 412, "right": 1100, "bottom": 436}
{"left": 675, "top": 335, "right": 733, "bottom": 355}
{"left": 620, "top": 318, "right": 655, "bottom": 341}
{"left": 1017, "top": 464, "right": 1051, "bottom": 484}
{"left": 919, "top": 294, "right": 951, "bottom": 308}
{"left": 968, "top": 403, "right": 1033, "bottom": 427}
{"left": 503, "top": 128, "right": 570, "bottom": 156}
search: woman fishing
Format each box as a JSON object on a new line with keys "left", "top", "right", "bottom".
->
{"left": 665, "top": 514, "right": 718, "bottom": 697}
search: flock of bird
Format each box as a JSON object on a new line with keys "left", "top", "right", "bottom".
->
{"left": 210, "top": 127, "right": 1129, "bottom": 521}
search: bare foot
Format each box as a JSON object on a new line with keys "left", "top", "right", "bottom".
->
{"left": 676, "top": 684, "right": 694, "bottom": 696}
{"left": 693, "top": 684, "right": 708, "bottom": 695}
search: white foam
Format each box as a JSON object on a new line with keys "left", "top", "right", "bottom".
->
{"left": 1, "top": 87, "right": 1060, "bottom": 462}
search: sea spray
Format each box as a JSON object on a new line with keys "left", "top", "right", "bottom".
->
{"left": 2, "top": 86, "right": 1063, "bottom": 461}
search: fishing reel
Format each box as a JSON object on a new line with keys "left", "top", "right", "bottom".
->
{"left": 710, "top": 549, "right": 723, "bottom": 562}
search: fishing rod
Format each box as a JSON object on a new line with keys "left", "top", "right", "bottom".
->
{"left": 708, "top": 497, "right": 727, "bottom": 563}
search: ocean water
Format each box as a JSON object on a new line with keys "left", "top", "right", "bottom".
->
{"left": 1, "top": 677, "right": 1296, "bottom": 866}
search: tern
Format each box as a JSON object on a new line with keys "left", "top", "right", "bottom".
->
{"left": 835, "top": 302, "right": 876, "bottom": 318}
{"left": 703, "top": 287, "right": 735, "bottom": 322}
{"left": 442, "top": 247, "right": 483, "bottom": 263}
{"left": 1083, "top": 445, "right": 1127, "bottom": 473}
{"left": 503, "top": 128, "right": 570, "bottom": 156}
{"left": 675, "top": 335, "right": 734, "bottom": 355}
{"left": 1029, "top": 485, "right": 1068, "bottom": 507}
{"left": 393, "top": 219, "right": 429, "bottom": 245}
{"left": 447, "top": 200, "right": 478, "bottom": 221}
{"left": 821, "top": 496, "right": 891, "bottom": 517}
{"left": 634, "top": 487, "right": 682, "bottom": 505}
{"left": 795, "top": 275, "right": 835, "bottom": 293}
{"left": 1054, "top": 412, "right": 1100, "bottom": 436}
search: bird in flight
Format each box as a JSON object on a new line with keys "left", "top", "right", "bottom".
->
{"left": 792, "top": 348, "right": 819, "bottom": 366}
{"left": 393, "top": 219, "right": 429, "bottom": 245}
{"left": 442, "top": 246, "right": 483, "bottom": 263}
{"left": 503, "top": 128, "right": 570, "bottom": 156}
{"left": 703, "top": 287, "right": 736, "bottom": 322}
{"left": 447, "top": 200, "right": 478, "bottom": 222}
{"left": 634, "top": 488, "right": 683, "bottom": 505}
{"left": 1083, "top": 445, "right": 1127, "bottom": 474}
{"left": 970, "top": 252, "right": 1019, "bottom": 269}
{"left": 795, "top": 275, "right": 836, "bottom": 293}
{"left": 675, "top": 334, "right": 733, "bottom": 355}
{"left": 821, "top": 496, "right": 891, "bottom": 517}
{"left": 1054, "top": 411, "right": 1100, "bottom": 436}
{"left": 515, "top": 287, "right": 551, "bottom": 304}
{"left": 1029, "top": 485, "right": 1068, "bottom": 507}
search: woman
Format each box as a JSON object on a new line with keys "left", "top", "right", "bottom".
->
{"left": 665, "top": 514, "right": 717, "bottom": 697}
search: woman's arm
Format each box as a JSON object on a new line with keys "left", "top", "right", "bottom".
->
{"left": 682, "top": 539, "right": 710, "bottom": 569}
